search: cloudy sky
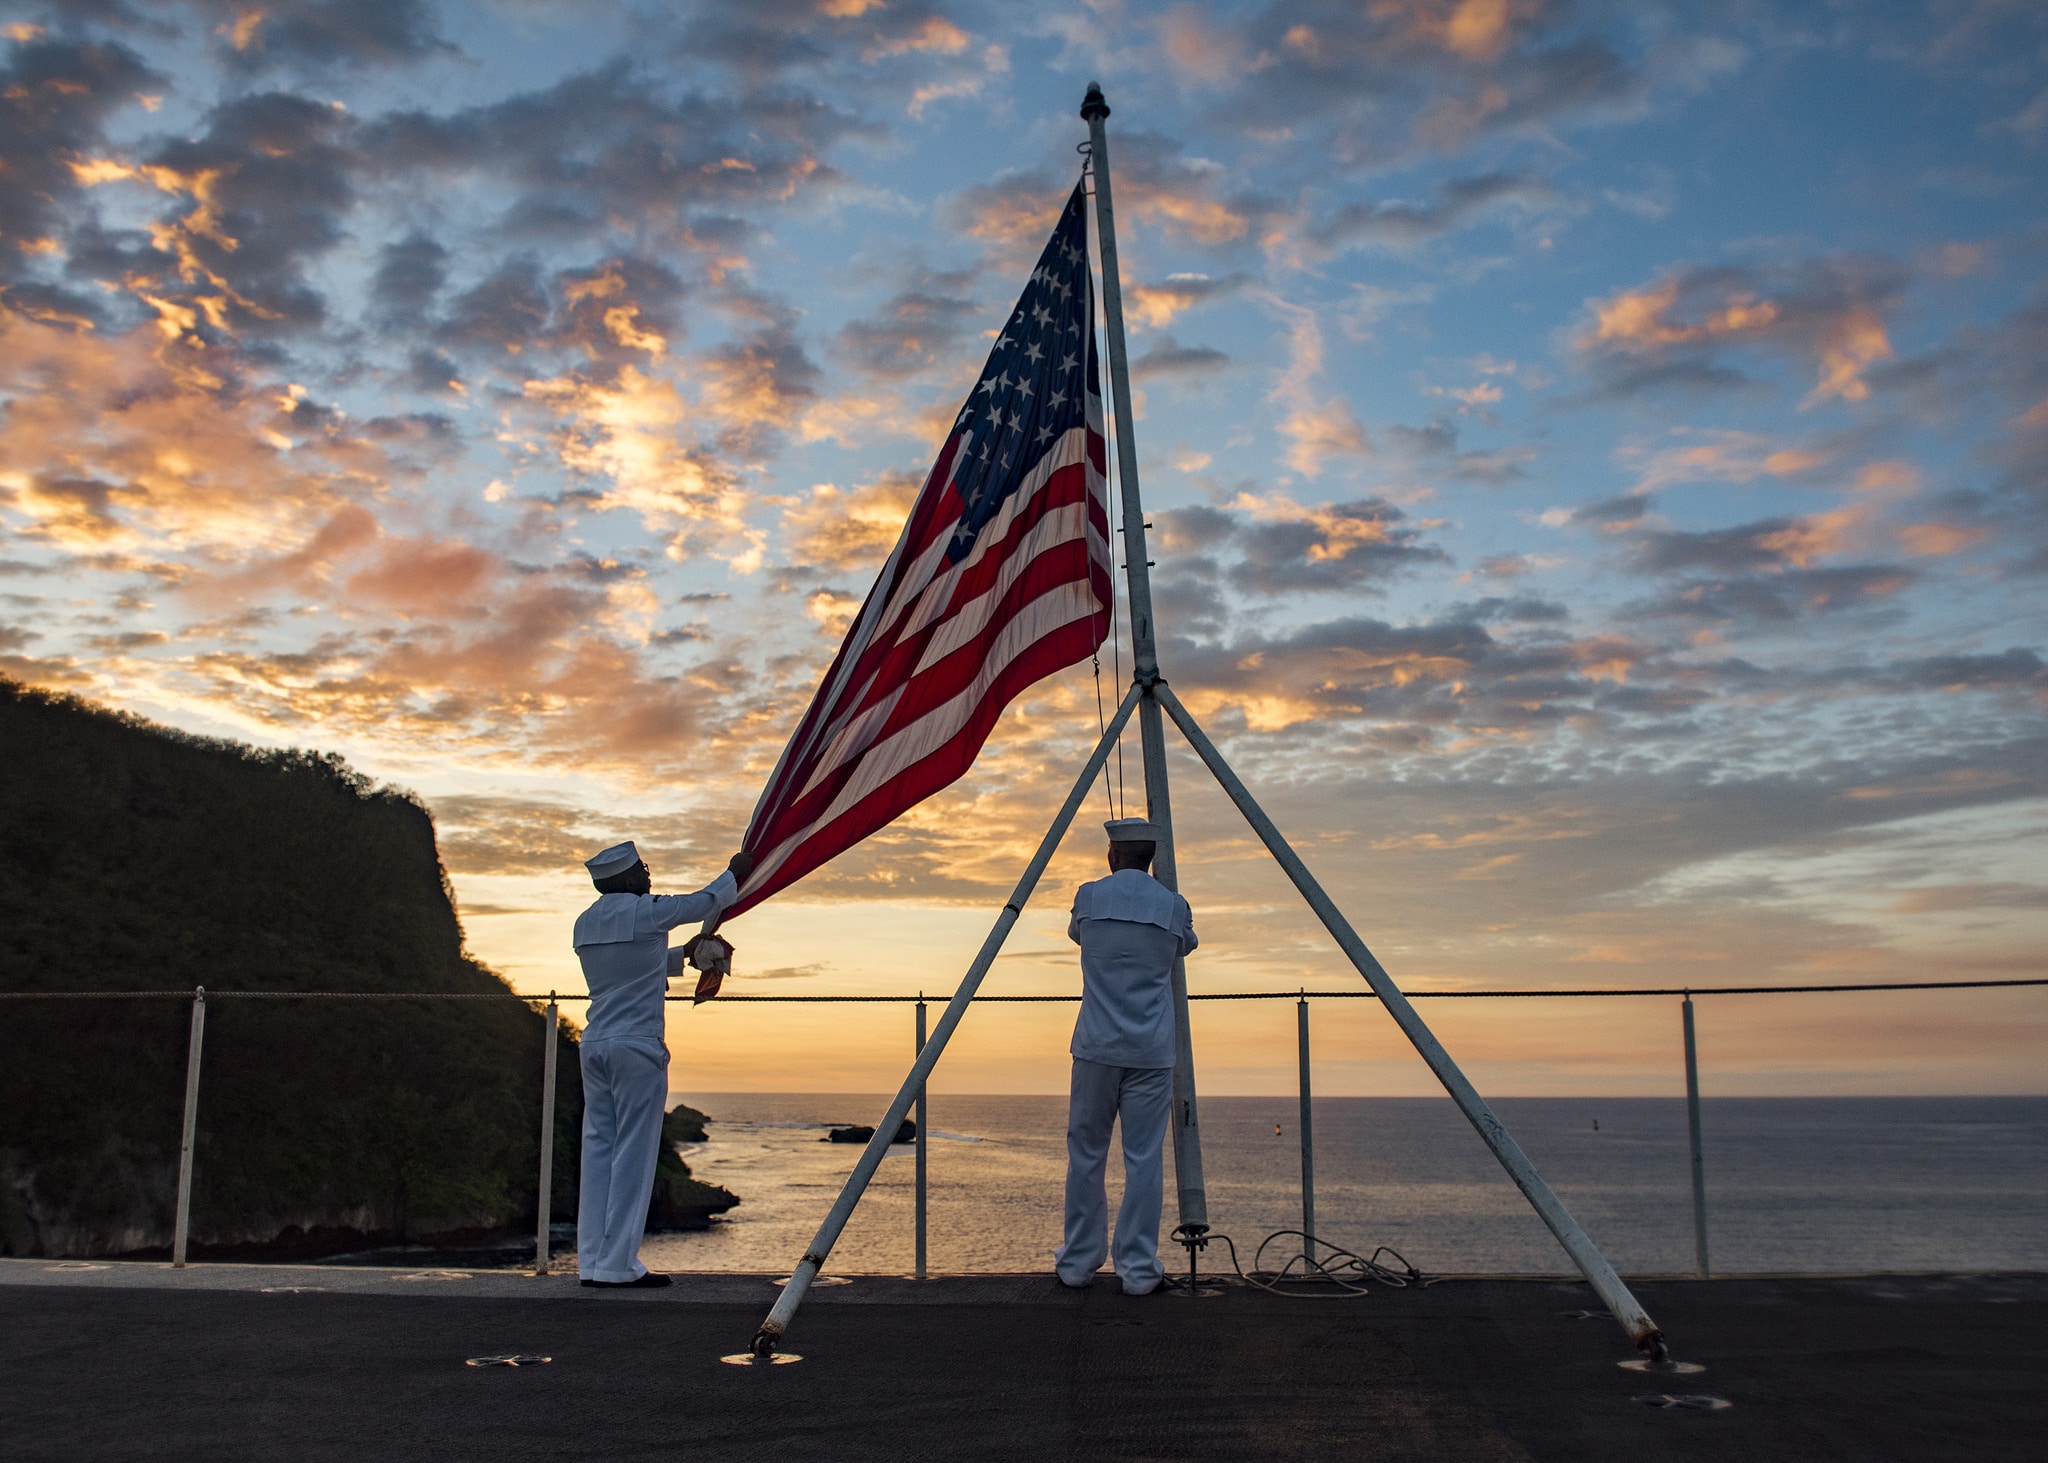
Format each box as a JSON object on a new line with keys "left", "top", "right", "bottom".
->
{"left": 3, "top": 0, "right": 2043, "bottom": 1095}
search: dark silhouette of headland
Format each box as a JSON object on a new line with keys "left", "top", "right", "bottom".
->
{"left": 0, "top": 675, "right": 735, "bottom": 1260}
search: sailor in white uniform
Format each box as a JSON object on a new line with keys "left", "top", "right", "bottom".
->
{"left": 1054, "top": 818, "right": 1198, "bottom": 1295}
{"left": 571, "top": 840, "right": 751, "bottom": 1288}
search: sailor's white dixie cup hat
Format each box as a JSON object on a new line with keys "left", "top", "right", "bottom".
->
{"left": 1104, "top": 818, "right": 1161, "bottom": 843}
{"left": 584, "top": 840, "right": 642, "bottom": 879}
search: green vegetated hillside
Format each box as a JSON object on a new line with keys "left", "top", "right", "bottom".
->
{"left": 0, "top": 676, "right": 735, "bottom": 1258}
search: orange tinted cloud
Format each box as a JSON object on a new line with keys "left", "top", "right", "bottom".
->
{"left": 908, "top": 44, "right": 1010, "bottom": 121}
{"left": 1128, "top": 282, "right": 1197, "bottom": 329}
{"left": 697, "top": 331, "right": 819, "bottom": 457}
{"left": 192, "top": 503, "right": 380, "bottom": 603}
{"left": 1179, "top": 633, "right": 1477, "bottom": 731}
{"left": 1852, "top": 460, "right": 1920, "bottom": 494}
{"left": 344, "top": 536, "right": 501, "bottom": 617}
{"left": 1896, "top": 523, "right": 1990, "bottom": 557}
{"left": 74, "top": 157, "right": 281, "bottom": 337}
{"left": 181, "top": 576, "right": 738, "bottom": 774}
{"left": 781, "top": 472, "right": 920, "bottom": 572}
{"left": 1279, "top": 400, "right": 1369, "bottom": 476}
{"left": 1124, "top": 181, "right": 1248, "bottom": 245}
{"left": 1264, "top": 296, "right": 1369, "bottom": 476}
{"left": 1225, "top": 491, "right": 1399, "bottom": 562}
{"left": 1443, "top": 0, "right": 1514, "bottom": 59}
{"left": 866, "top": 15, "right": 969, "bottom": 58}
{"left": 1584, "top": 278, "right": 1779, "bottom": 351}
{"left": 1580, "top": 261, "right": 1907, "bottom": 408}
{"left": 0, "top": 308, "right": 376, "bottom": 555}
{"left": 1341, "top": 0, "right": 1522, "bottom": 62}
{"left": 1126, "top": 272, "right": 1243, "bottom": 329}
{"left": 559, "top": 265, "right": 669, "bottom": 357}
{"left": 950, "top": 177, "right": 1068, "bottom": 267}
{"left": 1620, "top": 429, "right": 1834, "bottom": 493}
{"left": 225, "top": 8, "right": 265, "bottom": 51}
{"left": 522, "top": 365, "right": 764, "bottom": 571}
{"left": 1803, "top": 305, "right": 1892, "bottom": 407}
{"left": 1754, "top": 506, "right": 1867, "bottom": 567}
{"left": 1158, "top": 4, "right": 1248, "bottom": 84}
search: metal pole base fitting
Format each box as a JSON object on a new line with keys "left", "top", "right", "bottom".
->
{"left": 1619, "top": 1357, "right": 1705, "bottom": 1375}
{"left": 1170, "top": 1223, "right": 1226, "bottom": 1296}
{"left": 721, "top": 1352, "right": 802, "bottom": 1366}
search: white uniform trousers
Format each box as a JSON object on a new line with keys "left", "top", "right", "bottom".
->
{"left": 1055, "top": 1057, "right": 1173, "bottom": 1295}
{"left": 576, "top": 1038, "right": 669, "bottom": 1283}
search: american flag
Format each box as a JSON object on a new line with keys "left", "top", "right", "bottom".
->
{"left": 727, "top": 183, "right": 1112, "bottom": 917}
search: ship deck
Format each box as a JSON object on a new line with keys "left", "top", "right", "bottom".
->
{"left": 2, "top": 1262, "right": 2040, "bottom": 1461}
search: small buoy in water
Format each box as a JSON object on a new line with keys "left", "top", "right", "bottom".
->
{"left": 1592, "top": 1119, "right": 1600, "bottom": 1131}
{"left": 1274, "top": 1124, "right": 1282, "bottom": 1137}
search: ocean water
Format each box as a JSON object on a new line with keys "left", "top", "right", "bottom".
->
{"left": 637, "top": 1094, "right": 2048, "bottom": 1278}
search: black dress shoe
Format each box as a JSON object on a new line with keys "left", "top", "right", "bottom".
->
{"left": 586, "top": 1272, "right": 672, "bottom": 1288}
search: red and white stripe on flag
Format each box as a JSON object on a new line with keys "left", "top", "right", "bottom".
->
{"left": 727, "top": 183, "right": 1111, "bottom": 917}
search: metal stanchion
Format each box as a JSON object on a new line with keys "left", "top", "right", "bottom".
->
{"left": 1297, "top": 989, "right": 1316, "bottom": 1264}
{"left": 171, "top": 986, "right": 206, "bottom": 1268}
{"left": 915, "top": 997, "right": 928, "bottom": 1280}
{"left": 535, "top": 993, "right": 559, "bottom": 1277}
{"left": 1683, "top": 993, "right": 1710, "bottom": 1278}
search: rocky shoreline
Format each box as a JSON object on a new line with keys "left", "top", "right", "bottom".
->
{"left": 71, "top": 1103, "right": 743, "bottom": 1265}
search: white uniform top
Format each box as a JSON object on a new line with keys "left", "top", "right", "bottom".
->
{"left": 572, "top": 870, "right": 739, "bottom": 1045}
{"left": 1067, "top": 868, "right": 1198, "bottom": 1070}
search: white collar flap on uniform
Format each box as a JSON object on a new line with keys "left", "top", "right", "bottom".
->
{"left": 573, "top": 892, "right": 643, "bottom": 948}
{"left": 1072, "top": 868, "right": 1184, "bottom": 932}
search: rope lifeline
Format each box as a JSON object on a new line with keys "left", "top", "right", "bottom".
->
{"left": 1082, "top": 154, "right": 1127, "bottom": 821}
{"left": 1092, "top": 653, "right": 1114, "bottom": 818}
{"left": 2, "top": 978, "right": 2041, "bottom": 1002}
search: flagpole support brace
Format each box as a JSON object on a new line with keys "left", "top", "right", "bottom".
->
{"left": 1152, "top": 680, "right": 1676, "bottom": 1363}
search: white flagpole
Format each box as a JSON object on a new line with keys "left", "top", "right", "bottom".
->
{"left": 1081, "top": 80, "right": 1210, "bottom": 1237}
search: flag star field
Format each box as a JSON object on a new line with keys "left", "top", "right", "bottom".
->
{"left": 0, "top": 1, "right": 2041, "bottom": 1093}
